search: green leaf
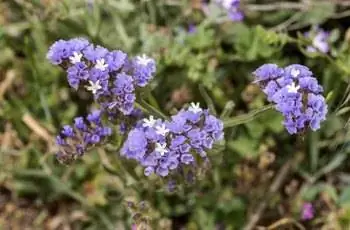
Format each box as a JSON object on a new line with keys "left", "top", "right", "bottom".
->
{"left": 227, "top": 137, "right": 259, "bottom": 158}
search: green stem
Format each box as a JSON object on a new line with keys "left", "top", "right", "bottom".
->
{"left": 223, "top": 104, "right": 274, "bottom": 128}
{"left": 309, "top": 131, "right": 319, "bottom": 172}
{"left": 135, "top": 99, "right": 168, "bottom": 120}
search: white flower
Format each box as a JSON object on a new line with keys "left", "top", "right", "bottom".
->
{"left": 286, "top": 82, "right": 300, "bottom": 93}
{"left": 188, "top": 102, "right": 202, "bottom": 114}
{"left": 155, "top": 143, "right": 168, "bottom": 156}
{"left": 135, "top": 54, "right": 152, "bottom": 66}
{"left": 291, "top": 68, "right": 300, "bottom": 78}
{"left": 143, "top": 116, "right": 157, "bottom": 128}
{"left": 95, "top": 58, "right": 108, "bottom": 71}
{"left": 69, "top": 52, "right": 83, "bottom": 64}
{"left": 221, "top": 0, "right": 234, "bottom": 9}
{"left": 85, "top": 80, "right": 102, "bottom": 94}
{"left": 155, "top": 124, "right": 169, "bottom": 136}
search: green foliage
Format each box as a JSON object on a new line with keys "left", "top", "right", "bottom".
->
{"left": 2, "top": 0, "right": 350, "bottom": 229}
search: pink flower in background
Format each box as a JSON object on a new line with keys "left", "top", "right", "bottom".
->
{"left": 301, "top": 202, "right": 314, "bottom": 220}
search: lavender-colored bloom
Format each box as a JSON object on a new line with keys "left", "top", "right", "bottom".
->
{"left": 108, "top": 73, "right": 136, "bottom": 115}
{"left": 188, "top": 24, "right": 197, "bottom": 33}
{"left": 301, "top": 202, "right": 314, "bottom": 220}
{"left": 215, "top": 0, "right": 244, "bottom": 22}
{"left": 253, "top": 64, "right": 327, "bottom": 134}
{"left": 47, "top": 38, "right": 157, "bottom": 116}
{"left": 305, "top": 28, "right": 330, "bottom": 53}
{"left": 120, "top": 103, "right": 224, "bottom": 177}
{"left": 131, "top": 54, "right": 156, "bottom": 87}
{"left": 55, "top": 110, "right": 112, "bottom": 164}
{"left": 253, "top": 64, "right": 284, "bottom": 83}
{"left": 47, "top": 38, "right": 90, "bottom": 65}
{"left": 105, "top": 50, "right": 127, "bottom": 72}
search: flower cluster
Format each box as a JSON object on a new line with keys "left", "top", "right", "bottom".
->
{"left": 55, "top": 110, "right": 112, "bottom": 164}
{"left": 215, "top": 0, "right": 244, "bottom": 22}
{"left": 47, "top": 38, "right": 156, "bottom": 115}
{"left": 253, "top": 64, "right": 328, "bottom": 134}
{"left": 120, "top": 103, "right": 224, "bottom": 177}
{"left": 202, "top": 0, "right": 243, "bottom": 22}
{"left": 305, "top": 28, "right": 330, "bottom": 53}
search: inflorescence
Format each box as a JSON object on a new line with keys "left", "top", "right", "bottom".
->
{"left": 202, "top": 0, "right": 244, "bottom": 22}
{"left": 253, "top": 64, "right": 328, "bottom": 134}
{"left": 47, "top": 38, "right": 156, "bottom": 115}
{"left": 305, "top": 27, "right": 330, "bottom": 54}
{"left": 215, "top": 0, "right": 243, "bottom": 21}
{"left": 56, "top": 110, "right": 112, "bottom": 164}
{"left": 120, "top": 103, "right": 224, "bottom": 177}
{"left": 48, "top": 38, "right": 224, "bottom": 176}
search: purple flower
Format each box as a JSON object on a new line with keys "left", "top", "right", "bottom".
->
{"left": 188, "top": 24, "right": 197, "bottom": 33}
{"left": 105, "top": 50, "right": 127, "bottom": 72}
{"left": 55, "top": 110, "right": 112, "bottom": 164}
{"left": 131, "top": 54, "right": 156, "bottom": 87}
{"left": 301, "top": 202, "right": 314, "bottom": 220}
{"left": 47, "top": 38, "right": 157, "bottom": 116}
{"left": 47, "top": 38, "right": 90, "bottom": 65}
{"left": 120, "top": 103, "right": 224, "bottom": 178}
{"left": 215, "top": 0, "right": 244, "bottom": 22}
{"left": 253, "top": 64, "right": 328, "bottom": 134}
{"left": 253, "top": 64, "right": 284, "bottom": 83}
{"left": 305, "top": 28, "right": 330, "bottom": 53}
{"left": 108, "top": 73, "right": 136, "bottom": 115}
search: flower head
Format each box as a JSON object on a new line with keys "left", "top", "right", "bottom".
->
{"left": 253, "top": 63, "right": 327, "bottom": 134}
{"left": 305, "top": 28, "right": 330, "bottom": 53}
{"left": 47, "top": 38, "right": 157, "bottom": 115}
{"left": 56, "top": 110, "right": 112, "bottom": 164}
{"left": 120, "top": 104, "right": 224, "bottom": 178}
{"left": 213, "top": 0, "right": 244, "bottom": 22}
{"left": 131, "top": 54, "right": 156, "bottom": 87}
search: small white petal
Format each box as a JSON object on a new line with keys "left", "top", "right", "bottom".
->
{"left": 85, "top": 80, "right": 102, "bottom": 94}
{"left": 95, "top": 59, "right": 108, "bottom": 71}
{"left": 286, "top": 82, "right": 300, "bottom": 93}
{"left": 155, "top": 124, "right": 170, "bottom": 136}
{"left": 155, "top": 143, "right": 168, "bottom": 156}
{"left": 136, "top": 54, "right": 152, "bottom": 66}
{"left": 291, "top": 68, "right": 300, "bottom": 78}
{"left": 143, "top": 116, "right": 156, "bottom": 128}
{"left": 69, "top": 52, "right": 83, "bottom": 64}
{"left": 188, "top": 102, "right": 202, "bottom": 113}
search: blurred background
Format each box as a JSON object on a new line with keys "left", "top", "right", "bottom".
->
{"left": 2, "top": 0, "right": 350, "bottom": 229}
